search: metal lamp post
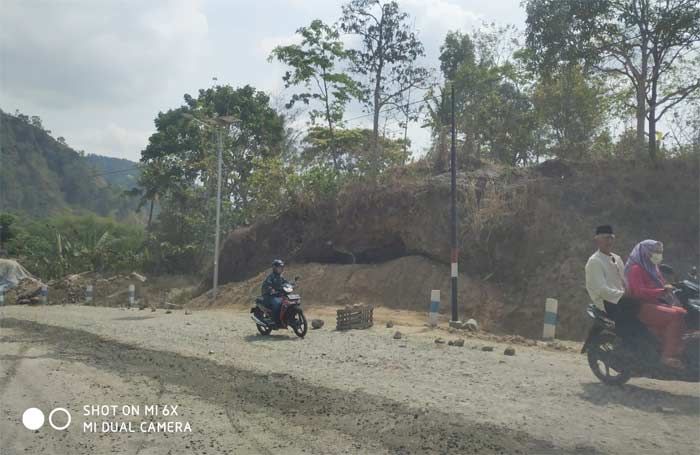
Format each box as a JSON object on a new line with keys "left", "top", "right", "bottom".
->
{"left": 182, "top": 113, "right": 238, "bottom": 301}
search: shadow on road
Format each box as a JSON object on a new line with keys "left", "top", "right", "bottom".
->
{"left": 579, "top": 382, "right": 700, "bottom": 416}
{"left": 243, "top": 333, "right": 300, "bottom": 343}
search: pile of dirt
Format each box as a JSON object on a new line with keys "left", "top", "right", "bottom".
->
{"left": 192, "top": 256, "right": 506, "bottom": 332}
{"left": 204, "top": 158, "right": 699, "bottom": 341}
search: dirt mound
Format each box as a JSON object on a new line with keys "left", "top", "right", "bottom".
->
{"left": 191, "top": 256, "right": 506, "bottom": 331}
{"left": 206, "top": 158, "right": 699, "bottom": 340}
{"left": 3, "top": 270, "right": 197, "bottom": 308}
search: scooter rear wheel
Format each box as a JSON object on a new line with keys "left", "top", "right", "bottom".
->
{"left": 587, "top": 333, "right": 631, "bottom": 385}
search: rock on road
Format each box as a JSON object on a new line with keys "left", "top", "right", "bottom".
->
{"left": 1, "top": 305, "right": 698, "bottom": 454}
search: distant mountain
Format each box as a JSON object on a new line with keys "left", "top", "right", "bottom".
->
{"left": 84, "top": 154, "right": 141, "bottom": 190}
{"left": 0, "top": 109, "right": 140, "bottom": 218}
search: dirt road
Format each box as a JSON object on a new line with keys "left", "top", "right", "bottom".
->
{"left": 1, "top": 305, "right": 698, "bottom": 454}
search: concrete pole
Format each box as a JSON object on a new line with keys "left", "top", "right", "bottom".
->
{"left": 212, "top": 128, "right": 223, "bottom": 301}
{"left": 543, "top": 298, "right": 558, "bottom": 340}
{"left": 429, "top": 290, "right": 440, "bottom": 327}
{"left": 450, "top": 83, "right": 458, "bottom": 323}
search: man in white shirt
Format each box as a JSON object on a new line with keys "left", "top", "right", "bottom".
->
{"left": 585, "top": 225, "right": 636, "bottom": 323}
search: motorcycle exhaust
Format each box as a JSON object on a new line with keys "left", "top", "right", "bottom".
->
{"left": 251, "top": 314, "right": 269, "bottom": 327}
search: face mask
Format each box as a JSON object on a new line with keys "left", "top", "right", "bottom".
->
{"left": 650, "top": 253, "right": 663, "bottom": 265}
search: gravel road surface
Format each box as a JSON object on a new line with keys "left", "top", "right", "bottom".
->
{"left": 1, "top": 305, "right": 698, "bottom": 454}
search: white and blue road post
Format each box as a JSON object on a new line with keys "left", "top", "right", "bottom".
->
{"left": 128, "top": 284, "right": 135, "bottom": 308}
{"left": 429, "top": 290, "right": 440, "bottom": 327}
{"left": 86, "top": 284, "right": 93, "bottom": 305}
{"left": 543, "top": 298, "right": 558, "bottom": 340}
{"left": 40, "top": 285, "right": 48, "bottom": 305}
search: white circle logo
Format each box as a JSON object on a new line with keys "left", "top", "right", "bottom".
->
{"left": 48, "top": 408, "right": 71, "bottom": 430}
{"left": 22, "top": 408, "right": 44, "bottom": 430}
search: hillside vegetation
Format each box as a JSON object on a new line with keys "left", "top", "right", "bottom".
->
{"left": 0, "top": 110, "right": 138, "bottom": 218}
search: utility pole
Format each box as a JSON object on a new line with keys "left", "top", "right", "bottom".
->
{"left": 182, "top": 112, "right": 237, "bottom": 302}
{"left": 212, "top": 128, "right": 223, "bottom": 301}
{"left": 450, "top": 83, "right": 458, "bottom": 323}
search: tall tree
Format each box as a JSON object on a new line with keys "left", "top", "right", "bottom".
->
{"left": 532, "top": 65, "right": 609, "bottom": 159}
{"left": 270, "top": 20, "right": 360, "bottom": 171}
{"left": 139, "top": 85, "right": 285, "bottom": 271}
{"left": 340, "top": 0, "right": 430, "bottom": 171}
{"left": 525, "top": 0, "right": 700, "bottom": 162}
{"left": 433, "top": 25, "right": 537, "bottom": 166}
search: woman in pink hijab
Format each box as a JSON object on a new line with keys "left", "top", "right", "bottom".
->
{"left": 624, "top": 239, "right": 687, "bottom": 369}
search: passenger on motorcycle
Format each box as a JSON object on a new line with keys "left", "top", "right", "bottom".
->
{"left": 624, "top": 240, "right": 687, "bottom": 369}
{"left": 261, "top": 259, "right": 290, "bottom": 323}
{"left": 585, "top": 225, "right": 638, "bottom": 326}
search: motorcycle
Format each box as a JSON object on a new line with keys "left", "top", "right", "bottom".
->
{"left": 250, "top": 277, "right": 308, "bottom": 338}
{"left": 582, "top": 265, "right": 700, "bottom": 385}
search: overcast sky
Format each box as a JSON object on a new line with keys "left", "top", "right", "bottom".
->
{"left": 0, "top": 0, "right": 525, "bottom": 162}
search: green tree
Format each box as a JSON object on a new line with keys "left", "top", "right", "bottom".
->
{"left": 433, "top": 25, "right": 538, "bottom": 166}
{"left": 525, "top": 0, "right": 700, "bottom": 162}
{"left": 270, "top": 20, "right": 360, "bottom": 171}
{"left": 340, "top": 0, "right": 430, "bottom": 171}
{"left": 302, "top": 126, "right": 408, "bottom": 175}
{"left": 532, "top": 65, "right": 609, "bottom": 159}
{"left": 138, "top": 84, "right": 286, "bottom": 272}
{"left": 0, "top": 214, "right": 16, "bottom": 251}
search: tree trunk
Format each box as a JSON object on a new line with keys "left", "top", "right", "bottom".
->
{"left": 322, "top": 73, "right": 340, "bottom": 172}
{"left": 147, "top": 198, "right": 155, "bottom": 229}
{"left": 372, "top": 15, "right": 385, "bottom": 175}
{"left": 372, "top": 72, "right": 382, "bottom": 173}
{"left": 636, "top": 81, "right": 646, "bottom": 157}
{"left": 648, "top": 106, "right": 657, "bottom": 164}
{"left": 636, "top": 15, "right": 649, "bottom": 159}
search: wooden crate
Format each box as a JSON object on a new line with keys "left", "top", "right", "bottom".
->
{"left": 336, "top": 304, "right": 374, "bottom": 330}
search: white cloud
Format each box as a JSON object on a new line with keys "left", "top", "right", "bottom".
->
{"left": 257, "top": 34, "right": 301, "bottom": 58}
{"left": 403, "top": 0, "right": 482, "bottom": 35}
{"left": 0, "top": 0, "right": 210, "bottom": 109}
{"left": 70, "top": 122, "right": 151, "bottom": 162}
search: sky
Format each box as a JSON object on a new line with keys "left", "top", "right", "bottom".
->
{"left": 0, "top": 0, "right": 526, "bottom": 162}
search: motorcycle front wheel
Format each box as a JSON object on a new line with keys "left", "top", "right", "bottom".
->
{"left": 289, "top": 308, "right": 307, "bottom": 338}
{"left": 587, "top": 332, "right": 631, "bottom": 385}
{"left": 257, "top": 324, "right": 272, "bottom": 336}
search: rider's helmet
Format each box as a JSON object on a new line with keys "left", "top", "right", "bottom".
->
{"left": 272, "top": 259, "right": 285, "bottom": 268}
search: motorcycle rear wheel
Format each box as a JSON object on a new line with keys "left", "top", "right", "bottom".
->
{"left": 587, "top": 333, "right": 631, "bottom": 385}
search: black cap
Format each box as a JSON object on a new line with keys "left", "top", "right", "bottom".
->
{"left": 272, "top": 259, "right": 285, "bottom": 267}
{"left": 595, "top": 225, "right": 614, "bottom": 235}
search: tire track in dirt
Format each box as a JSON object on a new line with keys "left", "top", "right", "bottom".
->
{"left": 1, "top": 317, "right": 598, "bottom": 455}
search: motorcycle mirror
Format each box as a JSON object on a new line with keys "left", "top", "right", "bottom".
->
{"left": 659, "top": 264, "right": 674, "bottom": 275}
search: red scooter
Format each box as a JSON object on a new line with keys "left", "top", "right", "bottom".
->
{"left": 250, "top": 278, "right": 307, "bottom": 338}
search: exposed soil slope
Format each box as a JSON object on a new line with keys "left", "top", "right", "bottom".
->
{"left": 207, "top": 158, "right": 699, "bottom": 340}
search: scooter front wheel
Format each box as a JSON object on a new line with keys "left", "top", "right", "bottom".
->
{"left": 257, "top": 324, "right": 272, "bottom": 336}
{"left": 289, "top": 308, "right": 307, "bottom": 338}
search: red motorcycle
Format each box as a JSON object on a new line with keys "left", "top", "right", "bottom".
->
{"left": 250, "top": 278, "right": 307, "bottom": 338}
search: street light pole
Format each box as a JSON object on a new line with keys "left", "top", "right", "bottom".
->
{"left": 213, "top": 128, "right": 223, "bottom": 301}
{"left": 450, "top": 83, "right": 458, "bottom": 323}
{"left": 182, "top": 112, "right": 237, "bottom": 302}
